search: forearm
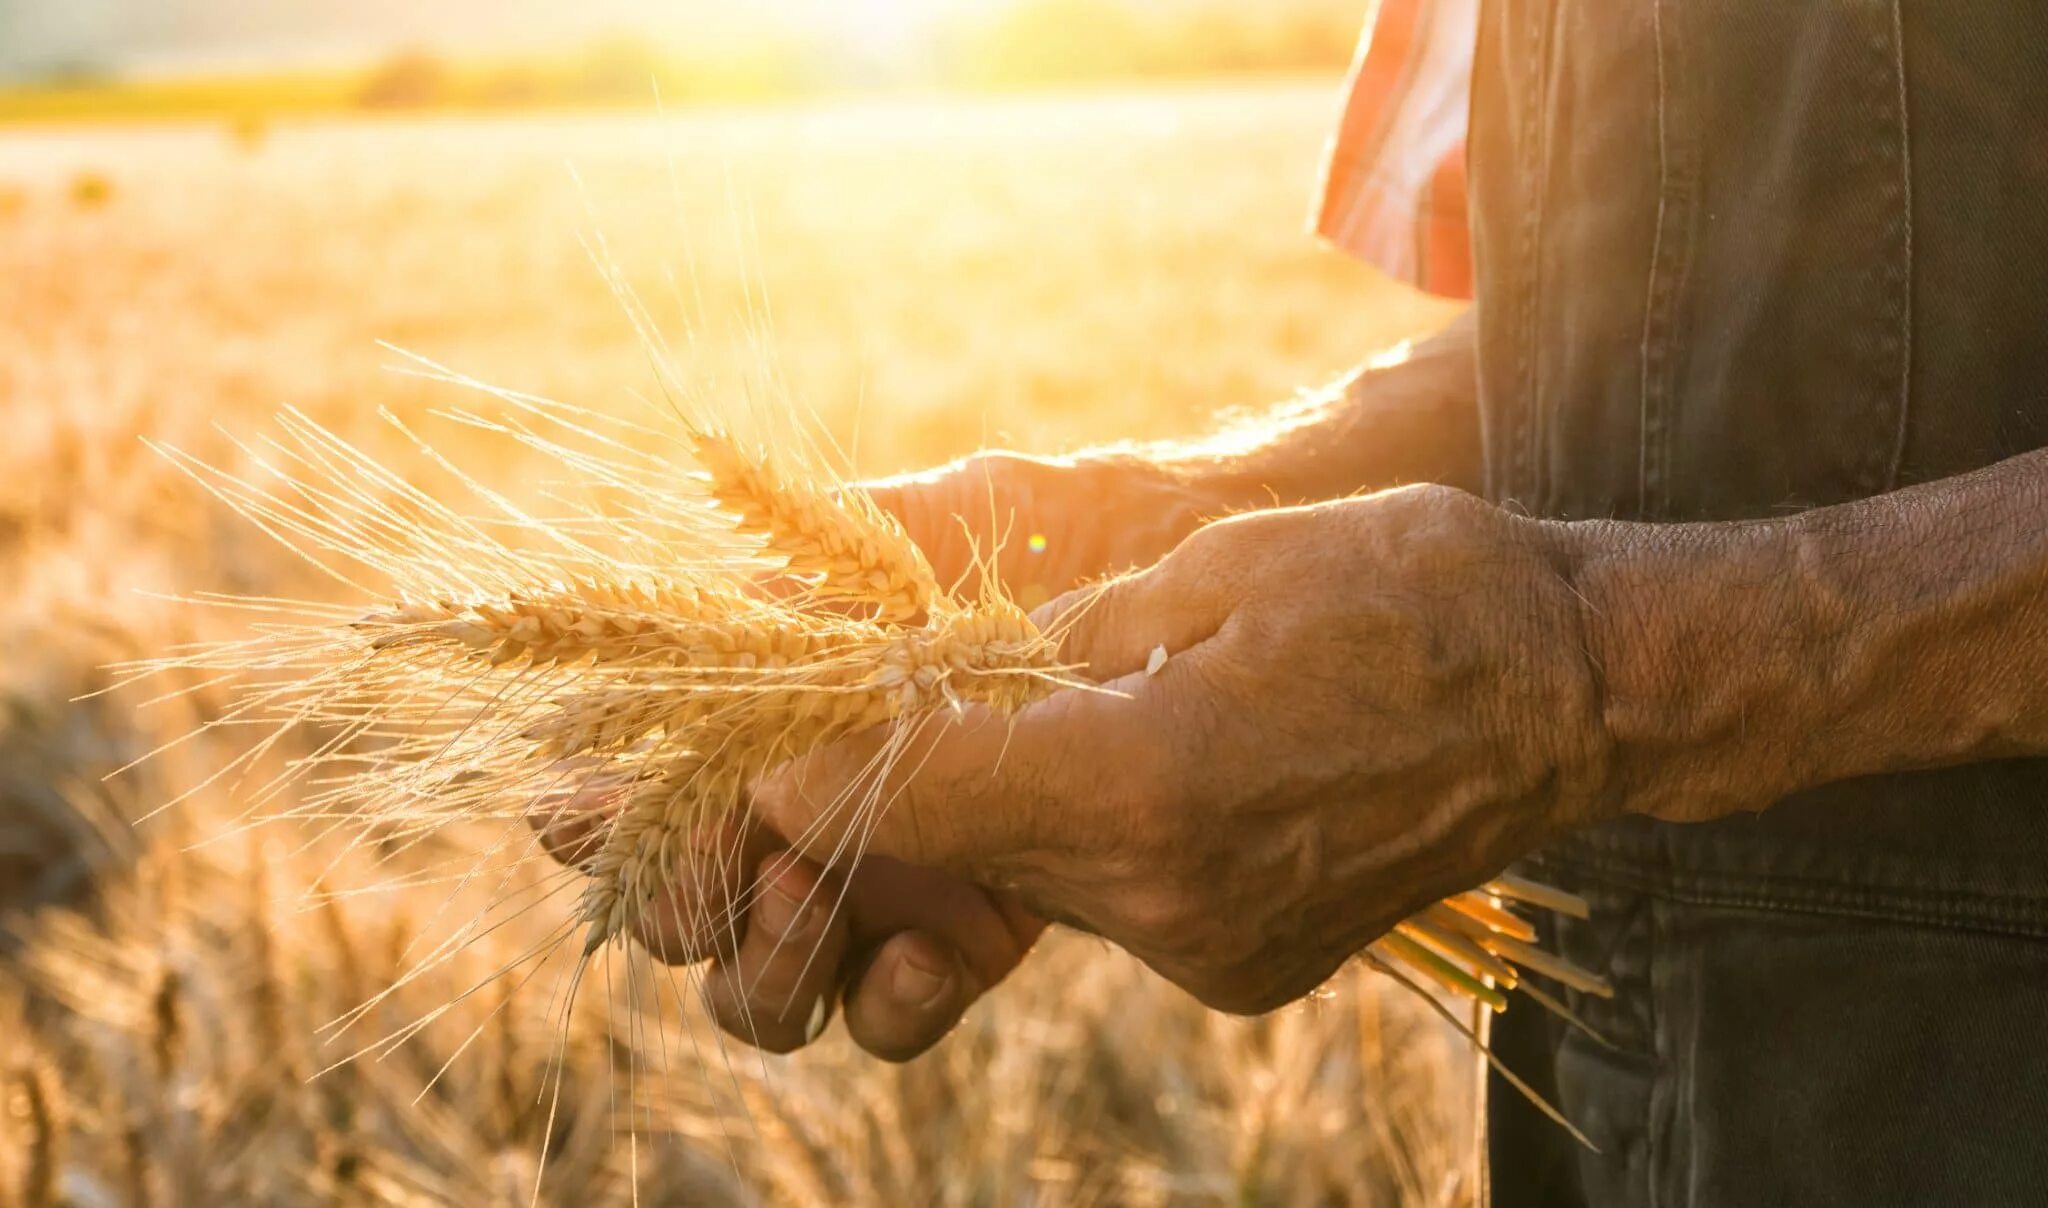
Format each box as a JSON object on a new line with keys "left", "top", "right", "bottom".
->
{"left": 1563, "top": 447, "right": 2048, "bottom": 822}
{"left": 1082, "top": 309, "right": 1482, "bottom": 511}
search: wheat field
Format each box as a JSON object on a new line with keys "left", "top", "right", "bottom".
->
{"left": 0, "top": 81, "right": 1474, "bottom": 1206}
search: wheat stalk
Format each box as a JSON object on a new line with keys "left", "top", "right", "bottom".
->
{"left": 692, "top": 429, "right": 943, "bottom": 623}
{"left": 123, "top": 363, "right": 1606, "bottom": 1153}
{"left": 117, "top": 381, "right": 1079, "bottom": 1017}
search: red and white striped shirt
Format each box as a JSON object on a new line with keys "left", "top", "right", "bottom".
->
{"left": 1312, "top": 0, "right": 1478, "bottom": 299}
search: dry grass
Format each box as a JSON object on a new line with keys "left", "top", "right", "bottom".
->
{"left": 0, "top": 82, "right": 1478, "bottom": 1206}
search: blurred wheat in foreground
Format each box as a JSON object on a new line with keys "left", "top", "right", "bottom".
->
{"left": 0, "top": 89, "right": 1493, "bottom": 1207}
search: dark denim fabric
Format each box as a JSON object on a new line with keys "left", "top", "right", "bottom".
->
{"left": 1466, "top": 3, "right": 2048, "bottom": 1203}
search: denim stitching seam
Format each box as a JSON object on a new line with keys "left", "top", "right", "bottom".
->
{"left": 1883, "top": 0, "right": 1913, "bottom": 490}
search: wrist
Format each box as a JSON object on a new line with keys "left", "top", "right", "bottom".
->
{"left": 1550, "top": 514, "right": 1824, "bottom": 823}
{"left": 1082, "top": 450, "right": 1237, "bottom": 530}
{"left": 1145, "top": 312, "right": 1485, "bottom": 511}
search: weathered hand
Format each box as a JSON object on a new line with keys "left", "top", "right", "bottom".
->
{"left": 537, "top": 451, "right": 1224, "bottom": 1058}
{"left": 863, "top": 451, "right": 1217, "bottom": 609}
{"left": 528, "top": 797, "right": 1041, "bottom": 1058}
{"left": 755, "top": 486, "right": 1616, "bottom": 1014}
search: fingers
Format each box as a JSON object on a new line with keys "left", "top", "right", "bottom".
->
{"left": 840, "top": 856, "right": 1045, "bottom": 982}
{"left": 863, "top": 453, "right": 1067, "bottom": 594}
{"left": 840, "top": 931, "right": 974, "bottom": 1062}
{"left": 704, "top": 852, "right": 852, "bottom": 1054}
{"left": 525, "top": 762, "right": 628, "bottom": 870}
{"left": 750, "top": 698, "right": 1068, "bottom": 871}
{"left": 531, "top": 802, "right": 605, "bottom": 869}
{"left": 701, "top": 852, "right": 1042, "bottom": 1060}
{"left": 626, "top": 818, "right": 767, "bottom": 966}
{"left": 836, "top": 866, "right": 1044, "bottom": 1061}
{"left": 523, "top": 768, "right": 795, "bottom": 968}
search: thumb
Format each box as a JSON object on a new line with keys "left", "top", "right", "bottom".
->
{"left": 1033, "top": 535, "right": 1237, "bottom": 683}
{"left": 750, "top": 527, "right": 1238, "bottom": 873}
{"left": 750, "top": 705, "right": 1025, "bottom": 874}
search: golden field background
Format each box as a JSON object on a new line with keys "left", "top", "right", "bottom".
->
{"left": 0, "top": 82, "right": 1470, "bottom": 1205}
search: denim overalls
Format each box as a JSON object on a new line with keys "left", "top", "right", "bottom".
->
{"left": 1467, "top": 3, "right": 2048, "bottom": 1203}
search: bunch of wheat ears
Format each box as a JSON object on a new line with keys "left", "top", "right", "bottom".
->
{"left": 116, "top": 348, "right": 1606, "bottom": 1139}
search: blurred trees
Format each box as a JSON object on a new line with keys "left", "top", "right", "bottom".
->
{"left": 339, "top": 1, "right": 1359, "bottom": 115}
{"left": 1, "top": 0, "right": 1364, "bottom": 123}
{"left": 944, "top": 0, "right": 1356, "bottom": 86}
{"left": 357, "top": 50, "right": 449, "bottom": 109}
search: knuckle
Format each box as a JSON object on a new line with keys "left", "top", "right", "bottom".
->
{"left": 1376, "top": 482, "right": 1489, "bottom": 543}
{"left": 940, "top": 451, "right": 1033, "bottom": 514}
{"left": 1168, "top": 516, "right": 1241, "bottom": 573}
{"left": 1169, "top": 508, "right": 1300, "bottom": 589}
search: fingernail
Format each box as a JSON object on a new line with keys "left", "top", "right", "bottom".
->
{"left": 891, "top": 948, "right": 954, "bottom": 1011}
{"left": 755, "top": 880, "right": 809, "bottom": 938}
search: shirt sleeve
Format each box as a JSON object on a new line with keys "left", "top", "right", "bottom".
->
{"left": 1311, "top": 0, "right": 1478, "bottom": 299}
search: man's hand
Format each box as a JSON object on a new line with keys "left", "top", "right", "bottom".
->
{"left": 562, "top": 426, "right": 2048, "bottom": 1039}
{"left": 755, "top": 445, "right": 2048, "bottom": 1019}
{"left": 534, "top": 803, "right": 1046, "bottom": 1060}
{"left": 537, "top": 450, "right": 1225, "bottom": 1059}
{"left": 756, "top": 486, "right": 1617, "bottom": 1014}
{"left": 863, "top": 450, "right": 1216, "bottom": 608}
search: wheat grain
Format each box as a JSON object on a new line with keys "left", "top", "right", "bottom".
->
{"left": 130, "top": 369, "right": 1604, "bottom": 1172}
{"left": 127, "top": 395, "right": 1082, "bottom": 1027}
{"left": 559, "top": 604, "right": 1065, "bottom": 952}
{"left": 693, "top": 429, "right": 942, "bottom": 623}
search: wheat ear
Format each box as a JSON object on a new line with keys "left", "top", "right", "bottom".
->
{"left": 132, "top": 382, "right": 1604, "bottom": 1105}
{"left": 693, "top": 429, "right": 942, "bottom": 623}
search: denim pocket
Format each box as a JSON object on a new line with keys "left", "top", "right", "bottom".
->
{"left": 1642, "top": 901, "right": 2048, "bottom": 1207}
{"left": 1503, "top": 879, "right": 2048, "bottom": 1208}
{"left": 1644, "top": 0, "right": 1913, "bottom": 518}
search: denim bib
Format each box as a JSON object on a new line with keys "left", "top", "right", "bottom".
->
{"left": 1468, "top": 3, "right": 2048, "bottom": 1203}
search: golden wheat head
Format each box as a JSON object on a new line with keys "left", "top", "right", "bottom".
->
{"left": 116, "top": 353, "right": 1603, "bottom": 1157}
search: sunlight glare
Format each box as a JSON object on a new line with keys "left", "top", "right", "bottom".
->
{"left": 750, "top": 0, "right": 990, "bottom": 60}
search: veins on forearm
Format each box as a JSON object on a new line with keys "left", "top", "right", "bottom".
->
{"left": 1786, "top": 450, "right": 2048, "bottom": 777}
{"left": 1570, "top": 447, "right": 2048, "bottom": 821}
